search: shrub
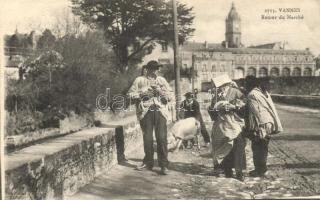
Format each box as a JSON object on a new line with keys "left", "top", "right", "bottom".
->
{"left": 5, "top": 30, "right": 140, "bottom": 136}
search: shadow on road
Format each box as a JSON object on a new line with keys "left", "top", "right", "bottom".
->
{"left": 169, "top": 161, "right": 213, "bottom": 175}
{"left": 128, "top": 157, "right": 213, "bottom": 176}
{"left": 77, "top": 174, "right": 167, "bottom": 199}
{"left": 118, "top": 161, "right": 137, "bottom": 169}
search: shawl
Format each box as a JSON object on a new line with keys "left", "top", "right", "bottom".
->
{"left": 247, "top": 88, "right": 283, "bottom": 134}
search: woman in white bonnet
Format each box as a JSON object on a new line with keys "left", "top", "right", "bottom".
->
{"left": 209, "top": 75, "right": 247, "bottom": 181}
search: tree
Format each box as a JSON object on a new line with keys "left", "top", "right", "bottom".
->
{"left": 37, "top": 29, "right": 56, "bottom": 50}
{"left": 71, "top": 0, "right": 195, "bottom": 72}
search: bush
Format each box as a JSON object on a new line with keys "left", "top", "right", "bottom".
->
{"left": 5, "top": 30, "right": 140, "bottom": 136}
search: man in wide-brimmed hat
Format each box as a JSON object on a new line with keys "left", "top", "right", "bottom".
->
{"left": 128, "top": 60, "right": 173, "bottom": 175}
{"left": 244, "top": 76, "right": 283, "bottom": 177}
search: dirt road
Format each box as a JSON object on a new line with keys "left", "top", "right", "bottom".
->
{"left": 69, "top": 104, "right": 320, "bottom": 199}
{"left": 268, "top": 105, "right": 320, "bottom": 196}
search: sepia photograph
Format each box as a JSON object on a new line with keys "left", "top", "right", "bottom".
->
{"left": 1, "top": 0, "right": 320, "bottom": 199}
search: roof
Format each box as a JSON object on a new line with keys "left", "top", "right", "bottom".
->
{"left": 193, "top": 47, "right": 313, "bottom": 55}
{"left": 248, "top": 42, "right": 282, "bottom": 49}
{"left": 227, "top": 2, "right": 240, "bottom": 21}
{"left": 182, "top": 41, "right": 223, "bottom": 51}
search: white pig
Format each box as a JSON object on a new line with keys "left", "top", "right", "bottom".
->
{"left": 168, "top": 117, "right": 201, "bottom": 152}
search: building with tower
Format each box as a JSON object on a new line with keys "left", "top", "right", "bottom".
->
{"left": 142, "top": 2, "right": 317, "bottom": 90}
{"left": 225, "top": 2, "right": 242, "bottom": 48}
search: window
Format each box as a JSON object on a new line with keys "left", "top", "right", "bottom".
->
{"left": 211, "top": 65, "right": 216, "bottom": 72}
{"left": 303, "top": 67, "right": 312, "bottom": 76}
{"left": 282, "top": 68, "right": 290, "bottom": 77}
{"left": 161, "top": 41, "right": 168, "bottom": 52}
{"left": 247, "top": 67, "right": 257, "bottom": 77}
{"left": 202, "top": 64, "right": 207, "bottom": 72}
{"left": 234, "top": 67, "right": 245, "bottom": 79}
{"left": 259, "top": 67, "right": 268, "bottom": 77}
{"left": 270, "top": 68, "right": 280, "bottom": 77}
{"left": 292, "top": 67, "right": 301, "bottom": 76}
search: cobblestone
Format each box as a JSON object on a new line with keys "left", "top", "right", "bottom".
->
{"left": 69, "top": 105, "right": 320, "bottom": 199}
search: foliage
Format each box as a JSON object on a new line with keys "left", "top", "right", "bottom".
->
{"left": 6, "top": 29, "right": 141, "bottom": 136}
{"left": 37, "top": 29, "right": 57, "bottom": 50}
{"left": 71, "top": 0, "right": 195, "bottom": 72}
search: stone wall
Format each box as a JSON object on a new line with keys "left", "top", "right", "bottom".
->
{"left": 271, "top": 94, "right": 320, "bottom": 109}
{"left": 235, "top": 77, "right": 320, "bottom": 96}
{"left": 5, "top": 112, "right": 93, "bottom": 151}
{"left": 5, "top": 117, "right": 142, "bottom": 200}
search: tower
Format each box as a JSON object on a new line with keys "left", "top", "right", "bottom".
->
{"left": 225, "top": 2, "right": 241, "bottom": 48}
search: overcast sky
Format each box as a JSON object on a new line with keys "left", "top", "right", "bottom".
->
{"left": 2, "top": 0, "right": 320, "bottom": 55}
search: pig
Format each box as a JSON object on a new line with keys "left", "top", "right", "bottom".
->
{"left": 168, "top": 117, "right": 201, "bottom": 152}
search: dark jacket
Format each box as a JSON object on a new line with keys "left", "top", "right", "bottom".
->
{"left": 179, "top": 99, "right": 202, "bottom": 121}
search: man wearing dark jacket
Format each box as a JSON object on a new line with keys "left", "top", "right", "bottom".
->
{"left": 179, "top": 92, "right": 210, "bottom": 146}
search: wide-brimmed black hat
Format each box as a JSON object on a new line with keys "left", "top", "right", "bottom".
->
{"left": 146, "top": 60, "right": 162, "bottom": 70}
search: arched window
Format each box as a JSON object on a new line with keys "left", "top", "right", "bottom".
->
{"left": 234, "top": 67, "right": 245, "bottom": 79}
{"left": 292, "top": 67, "right": 301, "bottom": 76}
{"left": 247, "top": 67, "right": 257, "bottom": 77}
{"left": 270, "top": 68, "right": 280, "bottom": 77}
{"left": 211, "top": 65, "right": 216, "bottom": 72}
{"left": 303, "top": 67, "right": 312, "bottom": 76}
{"left": 259, "top": 67, "right": 268, "bottom": 77}
{"left": 282, "top": 67, "right": 290, "bottom": 77}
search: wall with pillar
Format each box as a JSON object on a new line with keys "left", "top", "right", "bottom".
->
{"left": 5, "top": 118, "right": 142, "bottom": 200}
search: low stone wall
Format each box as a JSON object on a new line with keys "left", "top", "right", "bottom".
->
{"left": 271, "top": 94, "right": 320, "bottom": 109}
{"left": 235, "top": 77, "right": 320, "bottom": 96}
{"left": 5, "top": 112, "right": 93, "bottom": 151}
{"left": 5, "top": 116, "right": 141, "bottom": 200}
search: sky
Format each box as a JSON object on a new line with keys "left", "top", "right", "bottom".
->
{"left": 1, "top": 0, "right": 320, "bottom": 55}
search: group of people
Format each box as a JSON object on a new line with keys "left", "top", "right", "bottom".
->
{"left": 127, "top": 60, "right": 283, "bottom": 180}
{"left": 207, "top": 75, "right": 283, "bottom": 181}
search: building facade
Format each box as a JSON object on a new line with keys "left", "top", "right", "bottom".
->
{"left": 143, "top": 2, "right": 317, "bottom": 90}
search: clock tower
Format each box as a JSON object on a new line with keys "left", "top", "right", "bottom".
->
{"left": 225, "top": 2, "right": 241, "bottom": 48}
